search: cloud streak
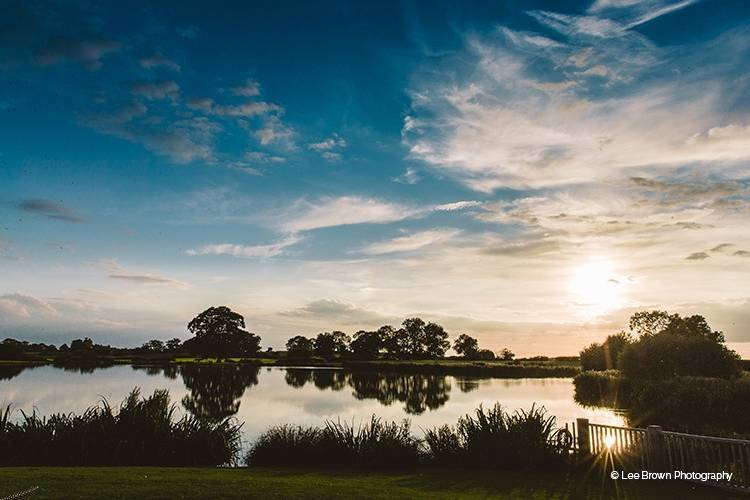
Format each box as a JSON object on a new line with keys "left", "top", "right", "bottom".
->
{"left": 17, "top": 199, "right": 85, "bottom": 223}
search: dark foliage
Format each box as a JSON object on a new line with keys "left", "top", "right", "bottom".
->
{"left": 424, "top": 404, "right": 563, "bottom": 468}
{"left": 246, "top": 417, "right": 421, "bottom": 468}
{"left": 349, "top": 330, "right": 382, "bottom": 359}
{"left": 579, "top": 332, "right": 632, "bottom": 371}
{"left": 627, "top": 376, "right": 750, "bottom": 435}
{"left": 246, "top": 404, "right": 566, "bottom": 470}
{"left": 453, "top": 334, "right": 478, "bottom": 358}
{"left": 313, "top": 331, "right": 350, "bottom": 359}
{"left": 620, "top": 332, "right": 740, "bottom": 379}
{"left": 184, "top": 306, "right": 261, "bottom": 357}
{"left": 180, "top": 365, "right": 260, "bottom": 421}
{"left": 0, "top": 388, "right": 241, "bottom": 466}
{"left": 286, "top": 335, "right": 314, "bottom": 358}
{"left": 573, "top": 370, "right": 631, "bottom": 408}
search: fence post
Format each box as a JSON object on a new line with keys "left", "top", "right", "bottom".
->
{"left": 577, "top": 418, "right": 590, "bottom": 458}
{"left": 646, "top": 425, "right": 665, "bottom": 471}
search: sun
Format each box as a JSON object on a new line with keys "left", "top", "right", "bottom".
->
{"left": 569, "top": 260, "right": 623, "bottom": 317}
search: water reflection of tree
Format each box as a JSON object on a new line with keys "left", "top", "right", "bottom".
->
{"left": 455, "top": 377, "right": 482, "bottom": 393}
{"left": 279, "top": 369, "right": 452, "bottom": 414}
{"left": 348, "top": 373, "right": 451, "bottom": 414}
{"left": 180, "top": 365, "right": 260, "bottom": 421}
{"left": 131, "top": 365, "right": 180, "bottom": 379}
{"left": 312, "top": 370, "right": 349, "bottom": 391}
{"left": 0, "top": 364, "right": 26, "bottom": 381}
{"left": 284, "top": 368, "right": 313, "bottom": 388}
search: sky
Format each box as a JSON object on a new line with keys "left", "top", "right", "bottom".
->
{"left": 1, "top": 0, "right": 750, "bottom": 356}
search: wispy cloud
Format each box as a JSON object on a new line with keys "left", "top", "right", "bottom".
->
{"left": 17, "top": 198, "right": 85, "bottom": 223}
{"left": 279, "top": 197, "right": 419, "bottom": 233}
{"left": 35, "top": 37, "right": 121, "bottom": 70}
{"left": 361, "top": 229, "right": 461, "bottom": 255}
{"left": 130, "top": 80, "right": 180, "bottom": 100}
{"left": 230, "top": 79, "right": 260, "bottom": 97}
{"left": 186, "top": 234, "right": 303, "bottom": 259}
{"left": 307, "top": 133, "right": 346, "bottom": 161}
{"left": 93, "top": 259, "right": 188, "bottom": 287}
{"left": 138, "top": 53, "right": 181, "bottom": 71}
{"left": 404, "top": 5, "right": 750, "bottom": 192}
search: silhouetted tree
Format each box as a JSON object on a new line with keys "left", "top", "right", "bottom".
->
{"left": 402, "top": 318, "right": 427, "bottom": 357}
{"left": 165, "top": 338, "right": 182, "bottom": 351}
{"left": 474, "top": 349, "right": 496, "bottom": 360}
{"left": 424, "top": 322, "right": 450, "bottom": 358}
{"left": 286, "top": 336, "right": 314, "bottom": 358}
{"left": 350, "top": 330, "right": 382, "bottom": 359}
{"left": 141, "top": 339, "right": 165, "bottom": 352}
{"left": 0, "top": 339, "right": 25, "bottom": 359}
{"left": 453, "top": 334, "right": 479, "bottom": 358}
{"left": 499, "top": 348, "right": 515, "bottom": 361}
{"left": 381, "top": 325, "right": 409, "bottom": 358}
{"left": 620, "top": 311, "right": 739, "bottom": 379}
{"left": 313, "top": 331, "right": 350, "bottom": 359}
{"left": 183, "top": 306, "right": 261, "bottom": 357}
{"left": 70, "top": 337, "right": 94, "bottom": 351}
{"left": 580, "top": 331, "right": 632, "bottom": 371}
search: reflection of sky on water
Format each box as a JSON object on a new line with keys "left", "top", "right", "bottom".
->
{"left": 0, "top": 366, "right": 624, "bottom": 448}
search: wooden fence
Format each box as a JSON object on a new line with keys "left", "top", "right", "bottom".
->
{"left": 575, "top": 418, "right": 750, "bottom": 492}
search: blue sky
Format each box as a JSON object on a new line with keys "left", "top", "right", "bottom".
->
{"left": 2, "top": 0, "right": 750, "bottom": 356}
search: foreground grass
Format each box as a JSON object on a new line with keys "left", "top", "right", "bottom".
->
{"left": 0, "top": 467, "right": 742, "bottom": 499}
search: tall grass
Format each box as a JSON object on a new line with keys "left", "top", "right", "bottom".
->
{"left": 0, "top": 388, "right": 241, "bottom": 466}
{"left": 424, "top": 403, "right": 563, "bottom": 468}
{"left": 246, "top": 404, "right": 566, "bottom": 469}
{"left": 246, "top": 417, "right": 421, "bottom": 468}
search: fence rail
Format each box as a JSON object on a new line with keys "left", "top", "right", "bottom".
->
{"left": 575, "top": 418, "right": 750, "bottom": 492}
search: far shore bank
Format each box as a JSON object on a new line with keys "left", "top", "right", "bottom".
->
{"left": 0, "top": 356, "right": 580, "bottom": 378}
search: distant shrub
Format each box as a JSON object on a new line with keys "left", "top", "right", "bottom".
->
{"left": 0, "top": 388, "right": 241, "bottom": 466}
{"left": 472, "top": 349, "right": 496, "bottom": 360}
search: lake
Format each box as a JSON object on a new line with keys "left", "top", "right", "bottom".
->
{"left": 0, "top": 364, "right": 624, "bottom": 450}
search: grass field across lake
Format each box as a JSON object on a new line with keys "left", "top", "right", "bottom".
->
{"left": 0, "top": 467, "right": 742, "bottom": 500}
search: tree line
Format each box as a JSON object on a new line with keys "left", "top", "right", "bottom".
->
{"left": 0, "top": 305, "right": 515, "bottom": 362}
{"left": 285, "top": 320, "right": 515, "bottom": 361}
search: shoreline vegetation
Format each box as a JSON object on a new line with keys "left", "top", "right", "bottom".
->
{"left": 573, "top": 311, "right": 750, "bottom": 437}
{"left": 0, "top": 356, "right": 581, "bottom": 378}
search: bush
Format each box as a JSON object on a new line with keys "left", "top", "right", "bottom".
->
{"left": 579, "top": 332, "right": 631, "bottom": 371}
{"left": 0, "top": 388, "right": 241, "bottom": 466}
{"left": 246, "top": 417, "right": 421, "bottom": 468}
{"left": 620, "top": 334, "right": 740, "bottom": 380}
{"left": 424, "top": 403, "right": 563, "bottom": 469}
{"left": 628, "top": 376, "right": 750, "bottom": 435}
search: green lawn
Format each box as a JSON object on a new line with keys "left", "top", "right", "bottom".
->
{"left": 0, "top": 467, "right": 742, "bottom": 499}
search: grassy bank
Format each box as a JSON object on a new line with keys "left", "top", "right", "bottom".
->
{"left": 0, "top": 467, "right": 741, "bottom": 500}
{"left": 342, "top": 359, "right": 579, "bottom": 378}
{"left": 1, "top": 357, "right": 580, "bottom": 377}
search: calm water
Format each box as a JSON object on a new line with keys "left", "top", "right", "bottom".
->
{"left": 0, "top": 365, "right": 624, "bottom": 448}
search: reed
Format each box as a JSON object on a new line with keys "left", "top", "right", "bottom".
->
{"left": 0, "top": 388, "right": 241, "bottom": 466}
